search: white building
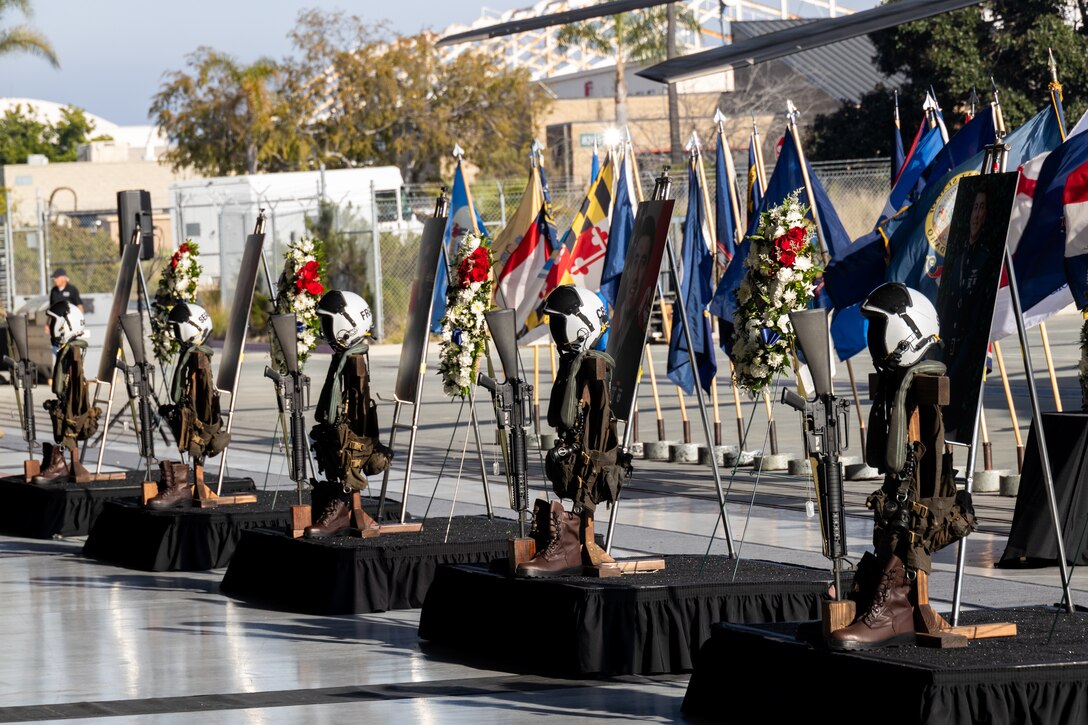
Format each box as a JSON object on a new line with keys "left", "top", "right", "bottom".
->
{"left": 170, "top": 166, "right": 413, "bottom": 302}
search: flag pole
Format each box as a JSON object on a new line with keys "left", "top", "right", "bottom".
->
{"left": 785, "top": 100, "right": 867, "bottom": 451}
{"left": 1036, "top": 48, "right": 1066, "bottom": 411}
{"left": 992, "top": 340, "right": 1025, "bottom": 471}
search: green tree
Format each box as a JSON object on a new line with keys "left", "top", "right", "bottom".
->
{"left": 0, "top": 103, "right": 104, "bottom": 164}
{"left": 0, "top": 0, "right": 58, "bottom": 67}
{"left": 810, "top": 0, "right": 1088, "bottom": 160}
{"left": 289, "top": 9, "right": 550, "bottom": 182}
{"left": 151, "top": 47, "right": 311, "bottom": 176}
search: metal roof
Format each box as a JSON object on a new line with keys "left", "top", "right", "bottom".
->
{"left": 638, "top": 0, "right": 980, "bottom": 83}
{"left": 731, "top": 19, "right": 903, "bottom": 103}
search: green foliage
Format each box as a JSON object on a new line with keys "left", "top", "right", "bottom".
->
{"left": 555, "top": 3, "right": 698, "bottom": 65}
{"left": 811, "top": 1, "right": 1088, "bottom": 160}
{"left": 151, "top": 48, "right": 308, "bottom": 176}
{"left": 152, "top": 10, "right": 550, "bottom": 183}
{"left": 0, "top": 0, "right": 58, "bottom": 68}
{"left": 0, "top": 104, "right": 104, "bottom": 164}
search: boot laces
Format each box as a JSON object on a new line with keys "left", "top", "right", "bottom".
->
{"left": 542, "top": 513, "right": 565, "bottom": 556}
{"left": 861, "top": 569, "right": 897, "bottom": 624}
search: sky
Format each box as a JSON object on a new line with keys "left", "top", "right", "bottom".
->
{"left": 1, "top": 0, "right": 876, "bottom": 126}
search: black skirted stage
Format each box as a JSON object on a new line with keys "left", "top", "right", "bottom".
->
{"left": 220, "top": 514, "right": 521, "bottom": 614}
{"left": 682, "top": 607, "right": 1088, "bottom": 725}
{"left": 0, "top": 471, "right": 255, "bottom": 539}
{"left": 418, "top": 556, "right": 831, "bottom": 676}
{"left": 79, "top": 483, "right": 296, "bottom": 572}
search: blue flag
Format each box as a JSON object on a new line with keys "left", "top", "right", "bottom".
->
{"left": 599, "top": 154, "right": 633, "bottom": 309}
{"left": 430, "top": 158, "right": 489, "bottom": 333}
{"left": 668, "top": 158, "right": 717, "bottom": 393}
{"left": 590, "top": 142, "right": 600, "bottom": 184}
{"left": 825, "top": 108, "right": 997, "bottom": 315}
{"left": 710, "top": 130, "right": 851, "bottom": 357}
{"left": 892, "top": 115, "right": 905, "bottom": 187}
{"left": 716, "top": 133, "right": 740, "bottom": 263}
{"left": 746, "top": 138, "right": 763, "bottom": 235}
{"left": 882, "top": 124, "right": 945, "bottom": 221}
{"left": 887, "top": 105, "right": 1064, "bottom": 302}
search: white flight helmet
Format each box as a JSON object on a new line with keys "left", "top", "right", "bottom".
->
{"left": 860, "top": 282, "right": 940, "bottom": 369}
{"left": 543, "top": 284, "right": 608, "bottom": 354}
{"left": 317, "top": 290, "right": 372, "bottom": 350}
{"left": 46, "top": 301, "right": 86, "bottom": 346}
{"left": 168, "top": 301, "right": 213, "bottom": 346}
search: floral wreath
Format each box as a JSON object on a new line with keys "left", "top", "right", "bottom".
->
{"left": 438, "top": 232, "right": 493, "bottom": 397}
{"left": 731, "top": 190, "right": 822, "bottom": 393}
{"left": 150, "top": 240, "right": 202, "bottom": 364}
{"left": 273, "top": 236, "right": 325, "bottom": 372}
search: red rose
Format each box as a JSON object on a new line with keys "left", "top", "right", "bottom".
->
{"left": 786, "top": 226, "right": 807, "bottom": 251}
{"left": 295, "top": 260, "right": 322, "bottom": 293}
{"left": 776, "top": 237, "right": 791, "bottom": 252}
{"left": 178, "top": 243, "right": 190, "bottom": 255}
{"left": 780, "top": 250, "right": 796, "bottom": 267}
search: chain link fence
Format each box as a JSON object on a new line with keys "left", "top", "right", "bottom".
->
{"left": 5, "top": 158, "right": 890, "bottom": 339}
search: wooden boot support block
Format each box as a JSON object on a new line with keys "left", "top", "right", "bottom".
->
{"left": 290, "top": 504, "right": 311, "bottom": 538}
{"left": 141, "top": 482, "right": 158, "bottom": 506}
{"left": 194, "top": 465, "right": 257, "bottom": 508}
{"left": 912, "top": 570, "right": 1017, "bottom": 647}
{"left": 350, "top": 492, "right": 422, "bottom": 537}
{"left": 822, "top": 599, "right": 856, "bottom": 639}
{"left": 507, "top": 538, "right": 536, "bottom": 575}
{"left": 23, "top": 459, "right": 39, "bottom": 482}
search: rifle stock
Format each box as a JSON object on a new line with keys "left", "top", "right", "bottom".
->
{"left": 5, "top": 316, "right": 36, "bottom": 451}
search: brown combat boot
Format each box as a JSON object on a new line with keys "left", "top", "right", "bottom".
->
{"left": 828, "top": 553, "right": 915, "bottom": 651}
{"left": 305, "top": 485, "right": 351, "bottom": 538}
{"left": 516, "top": 500, "right": 583, "bottom": 578}
{"left": 148, "top": 461, "right": 193, "bottom": 510}
{"left": 33, "top": 443, "right": 69, "bottom": 484}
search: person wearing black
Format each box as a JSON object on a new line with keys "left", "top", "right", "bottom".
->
{"left": 48, "top": 268, "right": 83, "bottom": 312}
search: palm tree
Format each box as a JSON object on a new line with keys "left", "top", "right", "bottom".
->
{"left": 0, "top": 0, "right": 58, "bottom": 67}
{"left": 556, "top": 1, "right": 696, "bottom": 156}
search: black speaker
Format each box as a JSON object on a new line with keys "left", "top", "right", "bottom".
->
{"left": 117, "top": 189, "right": 154, "bottom": 260}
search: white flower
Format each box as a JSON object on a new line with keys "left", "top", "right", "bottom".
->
{"left": 776, "top": 267, "right": 795, "bottom": 284}
{"left": 469, "top": 282, "right": 481, "bottom": 293}
{"left": 776, "top": 314, "right": 791, "bottom": 332}
{"left": 772, "top": 226, "right": 786, "bottom": 239}
{"left": 794, "top": 256, "right": 813, "bottom": 271}
{"left": 782, "top": 288, "right": 797, "bottom": 305}
{"left": 785, "top": 210, "right": 803, "bottom": 226}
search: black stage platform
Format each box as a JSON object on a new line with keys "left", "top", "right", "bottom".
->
{"left": 682, "top": 607, "right": 1088, "bottom": 725}
{"left": 418, "top": 556, "right": 831, "bottom": 676}
{"left": 220, "top": 515, "right": 521, "bottom": 615}
{"left": 0, "top": 471, "right": 254, "bottom": 539}
{"left": 80, "top": 484, "right": 295, "bottom": 572}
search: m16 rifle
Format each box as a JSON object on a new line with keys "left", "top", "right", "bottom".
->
{"left": 478, "top": 309, "right": 532, "bottom": 537}
{"left": 264, "top": 314, "right": 311, "bottom": 504}
{"left": 4, "top": 314, "right": 37, "bottom": 462}
{"left": 780, "top": 308, "right": 850, "bottom": 598}
{"left": 118, "top": 313, "right": 157, "bottom": 481}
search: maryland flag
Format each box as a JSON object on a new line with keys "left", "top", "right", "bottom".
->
{"left": 523, "top": 155, "right": 615, "bottom": 333}
{"left": 493, "top": 163, "right": 558, "bottom": 332}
